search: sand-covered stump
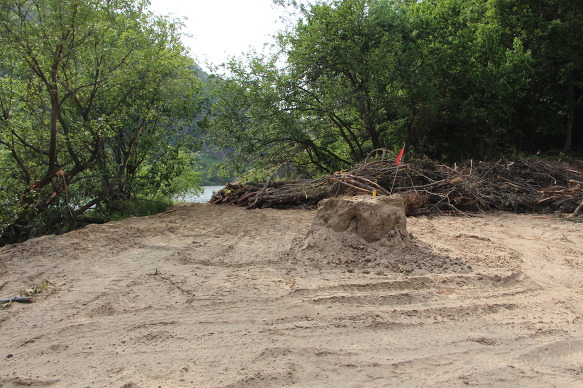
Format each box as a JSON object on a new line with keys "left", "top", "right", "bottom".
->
{"left": 290, "top": 195, "right": 472, "bottom": 274}
{"left": 313, "top": 195, "right": 410, "bottom": 244}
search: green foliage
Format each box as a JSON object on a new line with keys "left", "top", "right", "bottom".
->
{"left": 97, "top": 198, "right": 172, "bottom": 222}
{"left": 193, "top": 149, "right": 232, "bottom": 185}
{"left": 204, "top": 0, "right": 581, "bottom": 175}
{"left": 405, "top": 0, "right": 534, "bottom": 159}
{"left": 492, "top": 0, "right": 583, "bottom": 152}
{"left": 0, "top": 0, "right": 203, "bottom": 243}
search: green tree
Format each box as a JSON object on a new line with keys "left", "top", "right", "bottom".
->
{"left": 204, "top": 54, "right": 353, "bottom": 176}
{"left": 405, "top": 0, "right": 532, "bottom": 159}
{"left": 205, "top": 0, "right": 416, "bottom": 174}
{"left": 0, "top": 0, "right": 201, "bottom": 244}
{"left": 205, "top": 0, "right": 533, "bottom": 171}
{"left": 493, "top": 0, "right": 583, "bottom": 152}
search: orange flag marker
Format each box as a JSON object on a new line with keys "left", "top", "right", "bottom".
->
{"left": 395, "top": 147, "right": 405, "bottom": 165}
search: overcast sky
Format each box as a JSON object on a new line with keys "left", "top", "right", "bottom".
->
{"left": 148, "top": 0, "right": 286, "bottom": 70}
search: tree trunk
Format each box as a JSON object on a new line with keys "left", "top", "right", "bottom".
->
{"left": 563, "top": 83, "right": 574, "bottom": 153}
{"left": 0, "top": 166, "right": 89, "bottom": 246}
{"left": 563, "top": 82, "right": 583, "bottom": 153}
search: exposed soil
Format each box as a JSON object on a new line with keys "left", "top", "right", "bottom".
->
{"left": 1, "top": 202, "right": 582, "bottom": 387}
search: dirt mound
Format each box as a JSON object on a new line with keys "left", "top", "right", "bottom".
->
{"left": 290, "top": 195, "right": 472, "bottom": 274}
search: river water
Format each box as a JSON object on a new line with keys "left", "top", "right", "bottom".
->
{"left": 177, "top": 185, "right": 225, "bottom": 203}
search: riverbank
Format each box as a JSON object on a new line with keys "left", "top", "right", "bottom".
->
{"left": 1, "top": 204, "right": 582, "bottom": 387}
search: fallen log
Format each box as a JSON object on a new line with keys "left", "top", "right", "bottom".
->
{"left": 247, "top": 168, "right": 278, "bottom": 210}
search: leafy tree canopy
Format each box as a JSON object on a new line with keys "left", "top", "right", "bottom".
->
{"left": 203, "top": 0, "right": 581, "bottom": 177}
{"left": 0, "top": 0, "right": 203, "bottom": 244}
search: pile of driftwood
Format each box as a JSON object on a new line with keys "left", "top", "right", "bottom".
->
{"left": 210, "top": 158, "right": 583, "bottom": 216}
{"left": 210, "top": 179, "right": 328, "bottom": 209}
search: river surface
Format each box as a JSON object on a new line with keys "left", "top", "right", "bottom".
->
{"left": 178, "top": 185, "right": 225, "bottom": 203}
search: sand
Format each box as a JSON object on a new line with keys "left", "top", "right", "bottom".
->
{"left": 0, "top": 202, "right": 582, "bottom": 387}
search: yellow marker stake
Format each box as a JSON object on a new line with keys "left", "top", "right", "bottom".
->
{"left": 372, "top": 190, "right": 377, "bottom": 197}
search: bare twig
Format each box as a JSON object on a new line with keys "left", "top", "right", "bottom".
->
{"left": 569, "top": 198, "right": 583, "bottom": 218}
{"left": 149, "top": 269, "right": 196, "bottom": 302}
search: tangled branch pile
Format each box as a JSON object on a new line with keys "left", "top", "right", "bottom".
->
{"left": 343, "top": 159, "right": 583, "bottom": 215}
{"left": 210, "top": 159, "right": 583, "bottom": 216}
{"left": 210, "top": 180, "right": 328, "bottom": 209}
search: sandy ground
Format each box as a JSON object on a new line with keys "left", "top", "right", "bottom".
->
{"left": 0, "top": 203, "right": 582, "bottom": 387}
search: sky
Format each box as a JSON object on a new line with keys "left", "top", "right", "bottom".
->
{"left": 148, "top": 0, "right": 287, "bottom": 70}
